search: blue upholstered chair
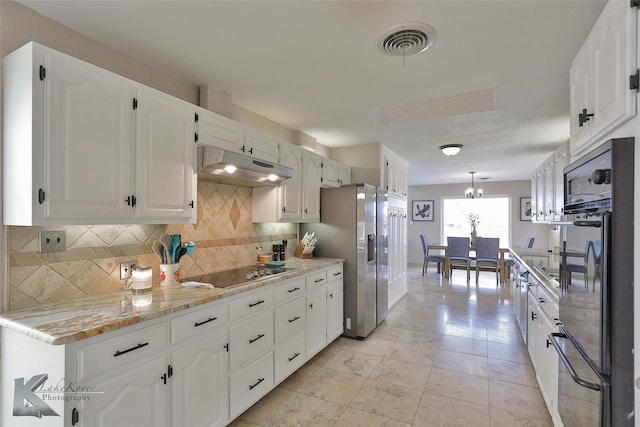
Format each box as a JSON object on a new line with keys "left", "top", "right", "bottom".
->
{"left": 566, "top": 240, "right": 593, "bottom": 289}
{"left": 420, "top": 234, "right": 445, "bottom": 276}
{"left": 475, "top": 237, "right": 500, "bottom": 284}
{"left": 447, "top": 236, "right": 471, "bottom": 282}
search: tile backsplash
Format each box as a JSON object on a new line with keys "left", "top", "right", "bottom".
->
{"left": 8, "top": 182, "right": 297, "bottom": 311}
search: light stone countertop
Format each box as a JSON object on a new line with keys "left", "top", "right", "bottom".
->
{"left": 508, "top": 246, "right": 560, "bottom": 298}
{"left": 0, "top": 257, "right": 344, "bottom": 346}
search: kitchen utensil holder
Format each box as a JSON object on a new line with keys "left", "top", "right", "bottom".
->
{"left": 160, "top": 263, "right": 180, "bottom": 286}
{"left": 294, "top": 242, "right": 313, "bottom": 259}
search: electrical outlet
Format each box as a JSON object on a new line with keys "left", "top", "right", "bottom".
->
{"left": 346, "top": 317, "right": 351, "bottom": 330}
{"left": 39, "top": 230, "right": 66, "bottom": 252}
{"left": 120, "top": 260, "right": 138, "bottom": 280}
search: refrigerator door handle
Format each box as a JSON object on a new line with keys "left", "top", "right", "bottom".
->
{"left": 367, "top": 234, "right": 376, "bottom": 262}
{"left": 548, "top": 330, "right": 606, "bottom": 391}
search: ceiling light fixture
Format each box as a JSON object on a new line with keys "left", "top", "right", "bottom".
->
{"left": 439, "top": 144, "right": 463, "bottom": 156}
{"left": 465, "top": 172, "right": 483, "bottom": 198}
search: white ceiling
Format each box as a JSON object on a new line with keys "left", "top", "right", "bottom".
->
{"left": 18, "top": 0, "right": 607, "bottom": 186}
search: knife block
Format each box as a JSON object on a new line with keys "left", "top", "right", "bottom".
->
{"left": 294, "top": 242, "right": 313, "bottom": 259}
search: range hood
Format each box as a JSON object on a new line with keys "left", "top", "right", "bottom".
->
{"left": 197, "top": 146, "right": 293, "bottom": 187}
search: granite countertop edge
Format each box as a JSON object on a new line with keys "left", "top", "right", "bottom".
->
{"left": 508, "top": 246, "right": 560, "bottom": 299}
{"left": 0, "top": 258, "right": 345, "bottom": 346}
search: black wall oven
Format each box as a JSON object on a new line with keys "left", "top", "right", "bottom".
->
{"left": 548, "top": 138, "right": 634, "bottom": 427}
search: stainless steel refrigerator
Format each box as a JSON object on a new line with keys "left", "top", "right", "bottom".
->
{"left": 548, "top": 138, "right": 634, "bottom": 427}
{"left": 301, "top": 184, "right": 388, "bottom": 339}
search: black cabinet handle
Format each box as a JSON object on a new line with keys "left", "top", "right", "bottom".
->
{"left": 546, "top": 338, "right": 553, "bottom": 348}
{"left": 249, "top": 300, "right": 265, "bottom": 308}
{"left": 288, "top": 352, "right": 301, "bottom": 362}
{"left": 114, "top": 342, "right": 149, "bottom": 357}
{"left": 249, "top": 333, "right": 265, "bottom": 344}
{"left": 71, "top": 408, "right": 79, "bottom": 426}
{"left": 288, "top": 287, "right": 300, "bottom": 293}
{"left": 538, "top": 298, "right": 545, "bottom": 303}
{"left": 160, "top": 373, "right": 167, "bottom": 385}
{"left": 308, "top": 303, "right": 313, "bottom": 309}
{"left": 288, "top": 316, "right": 301, "bottom": 323}
{"left": 329, "top": 293, "right": 334, "bottom": 299}
{"left": 531, "top": 311, "right": 537, "bottom": 321}
{"left": 314, "top": 278, "right": 325, "bottom": 283}
{"left": 194, "top": 317, "right": 217, "bottom": 327}
{"left": 333, "top": 272, "right": 342, "bottom": 276}
{"left": 249, "top": 377, "right": 265, "bottom": 390}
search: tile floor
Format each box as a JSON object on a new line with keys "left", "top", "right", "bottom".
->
{"left": 230, "top": 266, "right": 553, "bottom": 426}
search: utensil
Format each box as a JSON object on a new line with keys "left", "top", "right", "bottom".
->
{"left": 176, "top": 247, "right": 187, "bottom": 262}
{"left": 171, "top": 234, "right": 181, "bottom": 263}
{"left": 159, "top": 234, "right": 172, "bottom": 263}
{"left": 184, "top": 241, "right": 196, "bottom": 255}
{"left": 152, "top": 240, "right": 164, "bottom": 262}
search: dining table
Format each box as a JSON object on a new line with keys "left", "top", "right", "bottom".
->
{"left": 429, "top": 243, "right": 511, "bottom": 283}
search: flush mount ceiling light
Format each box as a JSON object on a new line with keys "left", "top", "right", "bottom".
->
{"left": 465, "top": 172, "right": 484, "bottom": 198}
{"left": 377, "top": 22, "right": 437, "bottom": 59}
{"left": 439, "top": 144, "right": 463, "bottom": 156}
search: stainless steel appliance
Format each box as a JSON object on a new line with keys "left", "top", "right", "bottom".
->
{"left": 182, "top": 266, "right": 296, "bottom": 289}
{"left": 548, "top": 138, "right": 634, "bottom": 427}
{"left": 301, "top": 184, "right": 388, "bottom": 339}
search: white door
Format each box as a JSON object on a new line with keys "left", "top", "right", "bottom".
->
{"left": 278, "top": 144, "right": 302, "bottom": 221}
{"left": 79, "top": 356, "right": 169, "bottom": 427}
{"left": 46, "top": 48, "right": 134, "bottom": 221}
{"left": 172, "top": 330, "right": 229, "bottom": 427}
{"left": 245, "top": 129, "right": 280, "bottom": 163}
{"left": 196, "top": 109, "right": 244, "bottom": 152}
{"left": 569, "top": 42, "right": 593, "bottom": 152}
{"left": 326, "top": 281, "right": 344, "bottom": 341}
{"left": 338, "top": 164, "right": 351, "bottom": 186}
{"left": 321, "top": 158, "right": 340, "bottom": 188}
{"left": 306, "top": 287, "right": 327, "bottom": 357}
{"left": 134, "top": 88, "right": 196, "bottom": 222}
{"left": 301, "top": 151, "right": 322, "bottom": 222}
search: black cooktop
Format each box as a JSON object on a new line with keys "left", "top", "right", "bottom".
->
{"left": 181, "top": 266, "right": 296, "bottom": 289}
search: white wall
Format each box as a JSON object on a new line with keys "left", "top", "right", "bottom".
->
{"left": 407, "top": 180, "right": 553, "bottom": 265}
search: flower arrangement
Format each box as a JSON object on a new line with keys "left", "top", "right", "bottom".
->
{"left": 468, "top": 213, "right": 480, "bottom": 227}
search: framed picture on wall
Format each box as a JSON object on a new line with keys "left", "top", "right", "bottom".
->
{"left": 520, "top": 197, "right": 532, "bottom": 221}
{"left": 412, "top": 200, "right": 434, "bottom": 221}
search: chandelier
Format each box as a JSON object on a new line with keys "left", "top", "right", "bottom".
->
{"left": 465, "top": 172, "right": 483, "bottom": 198}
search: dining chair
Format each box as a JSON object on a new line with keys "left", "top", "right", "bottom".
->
{"left": 525, "top": 237, "right": 535, "bottom": 248}
{"left": 475, "top": 237, "right": 500, "bottom": 284}
{"left": 447, "top": 237, "right": 471, "bottom": 282}
{"left": 504, "top": 237, "right": 535, "bottom": 269}
{"left": 590, "top": 240, "right": 602, "bottom": 291}
{"left": 420, "top": 234, "right": 445, "bottom": 276}
{"left": 565, "top": 240, "right": 592, "bottom": 289}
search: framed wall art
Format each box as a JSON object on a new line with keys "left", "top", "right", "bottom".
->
{"left": 520, "top": 197, "right": 532, "bottom": 221}
{"left": 412, "top": 200, "right": 434, "bottom": 221}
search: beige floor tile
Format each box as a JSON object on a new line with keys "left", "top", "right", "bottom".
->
{"left": 424, "top": 367, "right": 489, "bottom": 405}
{"left": 248, "top": 390, "right": 346, "bottom": 426}
{"left": 370, "top": 357, "right": 431, "bottom": 390}
{"left": 433, "top": 349, "right": 489, "bottom": 377}
{"left": 334, "top": 407, "right": 411, "bottom": 427}
{"left": 349, "top": 379, "right": 422, "bottom": 424}
{"left": 294, "top": 366, "right": 366, "bottom": 404}
{"left": 488, "top": 379, "right": 551, "bottom": 420}
{"left": 487, "top": 341, "right": 530, "bottom": 364}
{"left": 322, "top": 349, "right": 382, "bottom": 377}
{"left": 278, "top": 359, "right": 321, "bottom": 391}
{"left": 444, "top": 323, "right": 488, "bottom": 340}
{"left": 487, "top": 358, "right": 538, "bottom": 387}
{"left": 385, "top": 340, "right": 438, "bottom": 366}
{"left": 486, "top": 328, "right": 523, "bottom": 345}
{"left": 395, "top": 329, "right": 442, "bottom": 348}
{"left": 439, "top": 334, "right": 488, "bottom": 357}
{"left": 340, "top": 336, "right": 394, "bottom": 356}
{"left": 413, "top": 391, "right": 491, "bottom": 427}
{"left": 239, "top": 387, "right": 294, "bottom": 424}
{"left": 368, "top": 324, "right": 404, "bottom": 342}
{"left": 227, "top": 418, "right": 263, "bottom": 427}
{"left": 489, "top": 407, "right": 554, "bottom": 427}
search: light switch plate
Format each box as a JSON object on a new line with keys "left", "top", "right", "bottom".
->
{"left": 39, "top": 230, "right": 66, "bottom": 252}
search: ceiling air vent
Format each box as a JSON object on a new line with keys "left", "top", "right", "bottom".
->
{"left": 377, "top": 22, "right": 437, "bottom": 56}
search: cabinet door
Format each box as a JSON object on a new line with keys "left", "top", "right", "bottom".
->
{"left": 301, "top": 151, "right": 322, "bottom": 222}
{"left": 535, "top": 167, "right": 545, "bottom": 220}
{"left": 590, "top": 0, "right": 636, "bottom": 141}
{"left": 553, "top": 145, "right": 567, "bottom": 217}
{"left": 79, "top": 355, "right": 169, "bottom": 427}
{"left": 245, "top": 129, "right": 280, "bottom": 163}
{"left": 526, "top": 292, "right": 539, "bottom": 368}
{"left": 134, "top": 88, "right": 196, "bottom": 222}
{"left": 338, "top": 163, "right": 351, "bottom": 186}
{"left": 569, "top": 41, "right": 593, "bottom": 152}
{"left": 543, "top": 155, "right": 554, "bottom": 220}
{"left": 278, "top": 143, "right": 302, "bottom": 221}
{"left": 196, "top": 109, "right": 244, "bottom": 152}
{"left": 306, "top": 287, "right": 327, "bottom": 358}
{"left": 321, "top": 158, "right": 340, "bottom": 188}
{"left": 46, "top": 48, "right": 134, "bottom": 221}
{"left": 172, "top": 329, "right": 229, "bottom": 427}
{"left": 326, "top": 281, "right": 344, "bottom": 342}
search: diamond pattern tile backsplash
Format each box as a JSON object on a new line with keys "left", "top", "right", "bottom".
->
{"left": 8, "top": 182, "right": 297, "bottom": 311}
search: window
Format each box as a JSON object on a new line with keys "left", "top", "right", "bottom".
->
{"left": 442, "top": 197, "right": 510, "bottom": 246}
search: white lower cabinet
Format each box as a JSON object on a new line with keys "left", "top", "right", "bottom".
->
{"left": 326, "top": 280, "right": 344, "bottom": 342}
{"left": 274, "top": 333, "right": 306, "bottom": 385}
{"left": 79, "top": 355, "right": 170, "bottom": 427}
{"left": 306, "top": 287, "right": 327, "bottom": 358}
{"left": 229, "top": 351, "right": 274, "bottom": 419}
{"left": 171, "top": 329, "right": 229, "bottom": 427}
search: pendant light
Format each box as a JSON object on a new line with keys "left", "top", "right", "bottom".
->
{"left": 465, "top": 172, "right": 483, "bottom": 198}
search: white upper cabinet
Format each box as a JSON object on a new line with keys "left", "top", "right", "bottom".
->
{"left": 321, "top": 157, "right": 351, "bottom": 188}
{"left": 381, "top": 145, "right": 408, "bottom": 198}
{"left": 3, "top": 42, "right": 197, "bottom": 225}
{"left": 134, "top": 87, "right": 197, "bottom": 222}
{"left": 531, "top": 142, "right": 568, "bottom": 223}
{"left": 338, "top": 163, "right": 351, "bottom": 186}
{"left": 245, "top": 128, "right": 280, "bottom": 163}
{"left": 301, "top": 150, "right": 321, "bottom": 222}
{"left": 570, "top": 0, "right": 638, "bottom": 156}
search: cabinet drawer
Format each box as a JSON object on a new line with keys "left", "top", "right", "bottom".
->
{"left": 274, "top": 277, "right": 305, "bottom": 304}
{"left": 230, "top": 287, "right": 273, "bottom": 321}
{"left": 274, "top": 297, "right": 305, "bottom": 343}
{"left": 230, "top": 310, "right": 274, "bottom": 370}
{"left": 170, "top": 301, "right": 228, "bottom": 344}
{"left": 230, "top": 351, "right": 274, "bottom": 419}
{"left": 326, "top": 265, "right": 343, "bottom": 283}
{"left": 77, "top": 322, "right": 167, "bottom": 381}
{"left": 274, "top": 333, "right": 306, "bottom": 385}
{"left": 537, "top": 285, "right": 559, "bottom": 321}
{"left": 305, "top": 270, "right": 327, "bottom": 291}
